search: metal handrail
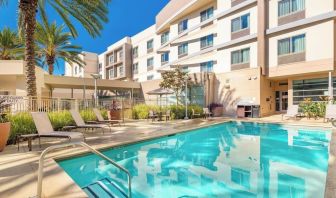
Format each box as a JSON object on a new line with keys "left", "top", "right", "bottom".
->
{"left": 36, "top": 142, "right": 132, "bottom": 198}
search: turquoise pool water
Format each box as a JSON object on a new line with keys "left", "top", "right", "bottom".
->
{"left": 58, "top": 122, "right": 332, "bottom": 198}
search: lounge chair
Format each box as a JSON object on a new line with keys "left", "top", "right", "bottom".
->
{"left": 191, "top": 109, "right": 201, "bottom": 119}
{"left": 92, "top": 108, "right": 121, "bottom": 126}
{"left": 282, "top": 105, "right": 299, "bottom": 120}
{"left": 203, "top": 108, "right": 212, "bottom": 119}
{"left": 69, "top": 110, "right": 111, "bottom": 134}
{"left": 31, "top": 112, "right": 85, "bottom": 145}
{"left": 324, "top": 104, "right": 336, "bottom": 122}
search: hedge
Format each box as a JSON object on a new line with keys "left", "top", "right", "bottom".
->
{"left": 132, "top": 104, "right": 203, "bottom": 120}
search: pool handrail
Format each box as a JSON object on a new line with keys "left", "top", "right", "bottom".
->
{"left": 36, "top": 142, "right": 132, "bottom": 198}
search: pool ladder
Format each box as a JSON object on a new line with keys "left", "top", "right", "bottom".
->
{"left": 36, "top": 142, "right": 132, "bottom": 198}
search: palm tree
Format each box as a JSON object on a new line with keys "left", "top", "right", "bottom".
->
{"left": 0, "top": 0, "right": 111, "bottom": 96}
{"left": 35, "top": 18, "right": 85, "bottom": 75}
{"left": 0, "top": 27, "right": 24, "bottom": 60}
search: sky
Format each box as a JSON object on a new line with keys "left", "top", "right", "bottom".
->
{"left": 0, "top": 0, "right": 170, "bottom": 75}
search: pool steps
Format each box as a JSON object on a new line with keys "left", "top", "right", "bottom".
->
{"left": 82, "top": 178, "right": 127, "bottom": 198}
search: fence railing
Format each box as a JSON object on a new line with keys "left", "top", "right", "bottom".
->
{"left": 0, "top": 95, "right": 139, "bottom": 114}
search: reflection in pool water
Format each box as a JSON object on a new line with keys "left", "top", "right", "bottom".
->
{"left": 58, "top": 121, "right": 331, "bottom": 198}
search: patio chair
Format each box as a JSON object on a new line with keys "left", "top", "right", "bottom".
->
{"left": 282, "top": 105, "right": 299, "bottom": 120}
{"left": 203, "top": 108, "right": 212, "bottom": 119}
{"left": 69, "top": 110, "right": 111, "bottom": 134}
{"left": 92, "top": 108, "right": 121, "bottom": 126}
{"left": 148, "top": 110, "right": 158, "bottom": 122}
{"left": 31, "top": 112, "right": 85, "bottom": 146}
{"left": 324, "top": 104, "right": 336, "bottom": 122}
{"left": 162, "top": 110, "right": 171, "bottom": 122}
{"left": 191, "top": 109, "right": 201, "bottom": 119}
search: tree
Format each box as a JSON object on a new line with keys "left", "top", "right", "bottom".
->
{"left": 0, "top": 0, "right": 111, "bottom": 96}
{"left": 35, "top": 17, "right": 85, "bottom": 75}
{"left": 160, "top": 68, "right": 192, "bottom": 106}
{"left": 0, "top": 27, "right": 24, "bottom": 60}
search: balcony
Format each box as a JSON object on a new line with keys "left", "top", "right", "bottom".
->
{"left": 155, "top": 0, "right": 213, "bottom": 32}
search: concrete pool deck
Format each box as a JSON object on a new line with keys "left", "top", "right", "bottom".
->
{"left": 0, "top": 117, "right": 335, "bottom": 198}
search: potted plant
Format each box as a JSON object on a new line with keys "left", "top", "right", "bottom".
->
{"left": 0, "top": 98, "right": 11, "bottom": 152}
{"left": 209, "top": 103, "right": 224, "bottom": 117}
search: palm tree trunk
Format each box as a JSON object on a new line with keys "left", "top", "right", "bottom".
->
{"left": 48, "top": 64, "right": 54, "bottom": 75}
{"left": 19, "top": 0, "right": 38, "bottom": 97}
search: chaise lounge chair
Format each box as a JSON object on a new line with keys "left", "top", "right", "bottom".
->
{"left": 92, "top": 108, "right": 122, "bottom": 126}
{"left": 324, "top": 104, "right": 336, "bottom": 122}
{"left": 31, "top": 112, "right": 85, "bottom": 144}
{"left": 282, "top": 105, "right": 299, "bottom": 120}
{"left": 70, "top": 110, "right": 111, "bottom": 134}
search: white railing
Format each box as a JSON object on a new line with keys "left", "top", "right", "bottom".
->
{"left": 0, "top": 95, "right": 139, "bottom": 114}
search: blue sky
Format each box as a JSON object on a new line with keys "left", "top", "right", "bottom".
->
{"left": 0, "top": 0, "right": 169, "bottom": 75}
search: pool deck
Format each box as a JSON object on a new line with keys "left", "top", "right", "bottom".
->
{"left": 0, "top": 116, "right": 335, "bottom": 198}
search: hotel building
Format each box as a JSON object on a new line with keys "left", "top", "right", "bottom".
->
{"left": 68, "top": 0, "right": 335, "bottom": 117}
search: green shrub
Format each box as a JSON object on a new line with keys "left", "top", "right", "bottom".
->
{"left": 132, "top": 103, "right": 203, "bottom": 120}
{"left": 7, "top": 112, "right": 36, "bottom": 143}
{"left": 100, "top": 109, "right": 108, "bottom": 120}
{"left": 132, "top": 104, "right": 160, "bottom": 119}
{"left": 79, "top": 109, "right": 97, "bottom": 122}
{"left": 48, "top": 111, "right": 74, "bottom": 130}
{"left": 170, "top": 104, "right": 203, "bottom": 119}
{"left": 299, "top": 98, "right": 327, "bottom": 119}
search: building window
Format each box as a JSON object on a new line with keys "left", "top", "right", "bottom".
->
{"left": 108, "top": 55, "right": 114, "bottom": 65}
{"left": 133, "top": 63, "right": 138, "bottom": 74}
{"left": 161, "top": 52, "right": 169, "bottom": 64}
{"left": 119, "top": 50, "right": 123, "bottom": 59}
{"left": 182, "top": 66, "right": 189, "bottom": 72}
{"left": 109, "top": 68, "right": 114, "bottom": 79}
{"left": 178, "top": 43, "right": 188, "bottom": 56}
{"left": 200, "top": 34, "right": 214, "bottom": 49}
{"left": 74, "top": 66, "right": 78, "bottom": 75}
{"left": 278, "top": 0, "right": 305, "bottom": 17}
{"left": 132, "top": 46, "right": 138, "bottom": 58}
{"left": 147, "top": 75, "right": 154, "bottom": 80}
{"left": 161, "top": 31, "right": 169, "bottom": 45}
{"left": 278, "top": 34, "right": 305, "bottom": 56}
{"left": 231, "top": 14, "right": 250, "bottom": 32}
{"left": 293, "top": 78, "right": 336, "bottom": 104}
{"left": 201, "top": 61, "right": 213, "bottom": 72}
{"left": 200, "top": 7, "right": 214, "bottom": 22}
{"left": 178, "top": 19, "right": 188, "bottom": 34}
{"left": 147, "top": 39, "right": 154, "bottom": 50}
{"left": 118, "top": 66, "right": 124, "bottom": 77}
{"left": 98, "top": 63, "right": 102, "bottom": 72}
{"left": 231, "top": 48, "right": 250, "bottom": 65}
{"left": 147, "top": 57, "right": 154, "bottom": 71}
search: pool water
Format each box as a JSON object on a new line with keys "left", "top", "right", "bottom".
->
{"left": 58, "top": 122, "right": 332, "bottom": 198}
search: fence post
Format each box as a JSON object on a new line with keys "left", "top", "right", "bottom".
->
{"left": 57, "top": 98, "right": 60, "bottom": 112}
{"left": 75, "top": 99, "right": 79, "bottom": 111}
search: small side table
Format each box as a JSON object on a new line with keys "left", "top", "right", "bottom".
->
{"left": 16, "top": 134, "right": 40, "bottom": 151}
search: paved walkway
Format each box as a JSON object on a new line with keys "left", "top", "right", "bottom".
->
{"left": 0, "top": 117, "right": 335, "bottom": 198}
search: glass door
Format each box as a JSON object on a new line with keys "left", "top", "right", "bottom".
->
{"left": 276, "top": 91, "right": 288, "bottom": 112}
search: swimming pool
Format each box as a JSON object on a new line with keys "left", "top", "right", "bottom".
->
{"left": 58, "top": 121, "right": 332, "bottom": 198}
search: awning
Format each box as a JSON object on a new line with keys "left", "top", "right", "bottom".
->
{"left": 171, "top": 52, "right": 216, "bottom": 67}
{"left": 172, "top": 24, "right": 216, "bottom": 45}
